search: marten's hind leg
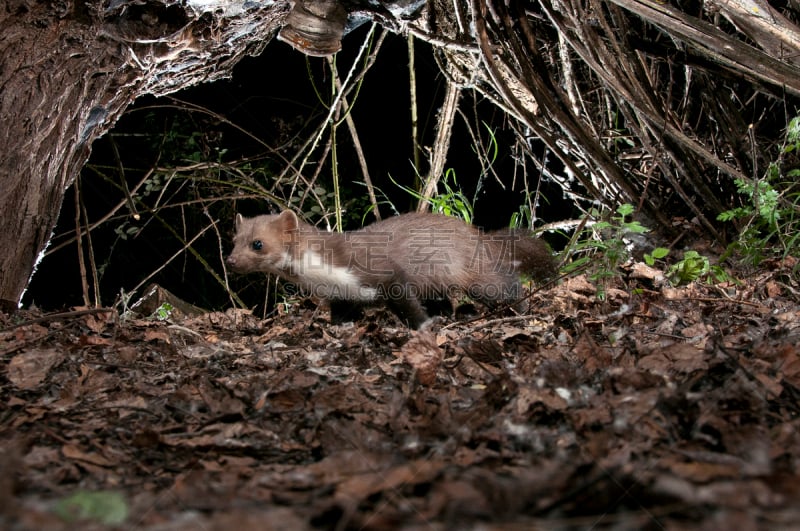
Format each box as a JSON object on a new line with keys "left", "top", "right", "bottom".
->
{"left": 381, "top": 269, "right": 431, "bottom": 328}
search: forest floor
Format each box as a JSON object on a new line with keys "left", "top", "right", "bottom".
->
{"left": 1, "top": 260, "right": 800, "bottom": 530}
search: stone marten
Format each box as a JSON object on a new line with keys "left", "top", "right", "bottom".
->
{"left": 226, "top": 210, "right": 555, "bottom": 328}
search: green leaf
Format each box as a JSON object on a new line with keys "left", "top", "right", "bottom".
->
{"left": 623, "top": 221, "right": 650, "bottom": 234}
{"left": 787, "top": 116, "right": 800, "bottom": 143}
{"left": 667, "top": 250, "right": 711, "bottom": 285}
{"left": 708, "top": 265, "right": 733, "bottom": 283}
{"left": 481, "top": 121, "right": 499, "bottom": 165}
{"left": 151, "top": 303, "right": 174, "bottom": 321}
{"left": 651, "top": 247, "right": 670, "bottom": 259}
{"left": 616, "top": 203, "right": 635, "bottom": 217}
{"left": 717, "top": 210, "right": 741, "bottom": 222}
{"left": 55, "top": 491, "right": 129, "bottom": 525}
{"left": 643, "top": 247, "right": 669, "bottom": 266}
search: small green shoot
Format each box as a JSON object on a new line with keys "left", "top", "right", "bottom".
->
{"left": 565, "top": 203, "right": 647, "bottom": 300}
{"left": 667, "top": 250, "right": 733, "bottom": 285}
{"left": 567, "top": 204, "right": 733, "bottom": 293}
{"left": 392, "top": 168, "right": 474, "bottom": 223}
{"left": 644, "top": 247, "right": 670, "bottom": 266}
{"left": 54, "top": 490, "right": 129, "bottom": 525}
{"left": 667, "top": 250, "right": 709, "bottom": 284}
{"left": 150, "top": 302, "right": 174, "bottom": 321}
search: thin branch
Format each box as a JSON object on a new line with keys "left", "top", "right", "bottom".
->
{"left": 74, "top": 176, "right": 90, "bottom": 307}
{"left": 417, "top": 70, "right": 462, "bottom": 211}
{"left": 333, "top": 67, "right": 381, "bottom": 222}
{"left": 408, "top": 33, "right": 422, "bottom": 177}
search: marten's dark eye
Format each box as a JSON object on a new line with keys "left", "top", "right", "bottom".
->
{"left": 251, "top": 240, "right": 263, "bottom": 251}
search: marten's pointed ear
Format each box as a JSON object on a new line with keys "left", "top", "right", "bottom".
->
{"left": 234, "top": 213, "right": 244, "bottom": 230}
{"left": 278, "top": 210, "right": 299, "bottom": 230}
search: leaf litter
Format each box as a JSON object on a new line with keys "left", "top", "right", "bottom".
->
{"left": 1, "top": 264, "right": 799, "bottom": 530}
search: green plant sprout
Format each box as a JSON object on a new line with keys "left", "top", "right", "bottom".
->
{"left": 55, "top": 490, "right": 129, "bottom": 525}
{"left": 510, "top": 203, "right": 532, "bottom": 230}
{"left": 644, "top": 246, "right": 670, "bottom": 267}
{"left": 717, "top": 115, "right": 800, "bottom": 268}
{"left": 667, "top": 250, "right": 709, "bottom": 284}
{"left": 562, "top": 204, "right": 648, "bottom": 299}
{"left": 392, "top": 168, "right": 474, "bottom": 223}
{"left": 566, "top": 204, "right": 731, "bottom": 294}
{"left": 667, "top": 251, "right": 732, "bottom": 285}
{"left": 150, "top": 302, "right": 174, "bottom": 321}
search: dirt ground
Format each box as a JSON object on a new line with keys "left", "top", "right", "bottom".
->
{"left": 2, "top": 262, "right": 799, "bottom": 530}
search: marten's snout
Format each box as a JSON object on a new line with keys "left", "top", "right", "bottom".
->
{"left": 226, "top": 253, "right": 251, "bottom": 274}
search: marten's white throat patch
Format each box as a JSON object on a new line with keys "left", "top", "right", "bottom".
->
{"left": 289, "top": 250, "right": 379, "bottom": 301}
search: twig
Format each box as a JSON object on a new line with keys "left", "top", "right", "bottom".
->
{"left": 74, "top": 175, "right": 90, "bottom": 307}
{"left": 417, "top": 69, "right": 462, "bottom": 211}
{"left": 290, "top": 23, "right": 379, "bottom": 199}
{"left": 333, "top": 67, "right": 381, "bottom": 221}
{"left": 205, "top": 210, "right": 247, "bottom": 310}
{"left": 0, "top": 308, "right": 116, "bottom": 333}
{"left": 408, "top": 33, "right": 422, "bottom": 177}
{"left": 407, "top": 26, "right": 478, "bottom": 53}
{"left": 79, "top": 177, "right": 102, "bottom": 307}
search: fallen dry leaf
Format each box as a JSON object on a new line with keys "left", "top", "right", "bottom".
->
{"left": 397, "top": 331, "right": 442, "bottom": 385}
{"left": 7, "top": 348, "right": 63, "bottom": 390}
{"left": 1, "top": 264, "right": 799, "bottom": 529}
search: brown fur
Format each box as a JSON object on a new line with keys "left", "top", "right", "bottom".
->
{"left": 227, "top": 210, "right": 555, "bottom": 328}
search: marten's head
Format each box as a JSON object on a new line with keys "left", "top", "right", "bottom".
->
{"left": 226, "top": 210, "right": 300, "bottom": 274}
